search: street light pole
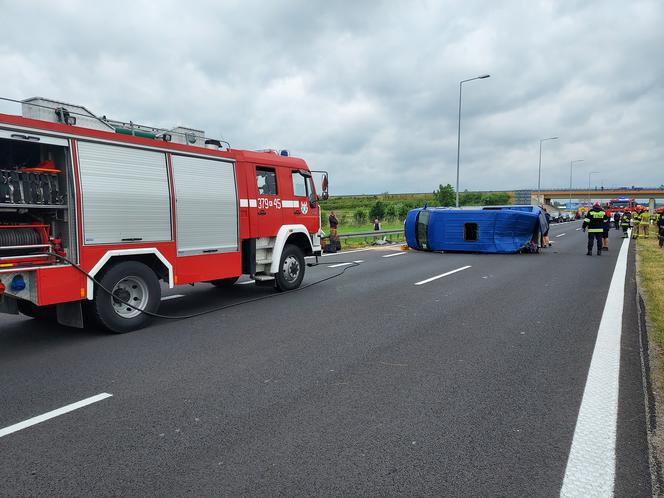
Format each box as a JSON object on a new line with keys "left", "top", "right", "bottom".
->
{"left": 588, "top": 171, "right": 600, "bottom": 206}
{"left": 455, "top": 74, "right": 490, "bottom": 208}
{"left": 569, "top": 159, "right": 584, "bottom": 211}
{"left": 537, "top": 136, "right": 559, "bottom": 205}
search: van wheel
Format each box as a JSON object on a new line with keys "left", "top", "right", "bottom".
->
{"left": 90, "top": 261, "right": 161, "bottom": 333}
{"left": 275, "top": 244, "right": 305, "bottom": 292}
{"left": 209, "top": 277, "right": 239, "bottom": 287}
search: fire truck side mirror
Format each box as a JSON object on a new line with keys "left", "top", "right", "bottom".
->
{"left": 318, "top": 173, "right": 329, "bottom": 201}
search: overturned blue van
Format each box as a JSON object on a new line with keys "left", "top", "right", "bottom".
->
{"left": 404, "top": 205, "right": 548, "bottom": 254}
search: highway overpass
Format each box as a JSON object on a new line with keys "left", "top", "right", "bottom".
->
{"left": 515, "top": 188, "right": 664, "bottom": 209}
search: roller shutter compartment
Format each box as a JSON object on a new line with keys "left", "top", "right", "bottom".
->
{"left": 171, "top": 155, "right": 238, "bottom": 255}
{"left": 77, "top": 142, "right": 172, "bottom": 245}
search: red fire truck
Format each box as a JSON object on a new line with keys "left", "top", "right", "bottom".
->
{"left": 0, "top": 97, "right": 327, "bottom": 332}
{"left": 604, "top": 197, "right": 638, "bottom": 217}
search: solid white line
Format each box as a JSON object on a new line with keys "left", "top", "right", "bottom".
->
{"left": 237, "top": 280, "right": 255, "bottom": 285}
{"left": 414, "top": 265, "right": 471, "bottom": 286}
{"left": 556, "top": 233, "right": 566, "bottom": 238}
{"left": 160, "top": 294, "right": 185, "bottom": 301}
{"left": 560, "top": 234, "right": 630, "bottom": 497}
{"left": 576, "top": 228, "right": 582, "bottom": 231}
{"left": 0, "top": 393, "right": 113, "bottom": 438}
{"left": 328, "top": 260, "right": 363, "bottom": 268}
{"left": 382, "top": 252, "right": 407, "bottom": 258}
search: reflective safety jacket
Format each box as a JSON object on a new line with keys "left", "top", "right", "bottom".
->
{"left": 632, "top": 212, "right": 641, "bottom": 225}
{"left": 621, "top": 212, "right": 632, "bottom": 226}
{"left": 641, "top": 211, "right": 651, "bottom": 224}
{"left": 583, "top": 207, "right": 608, "bottom": 233}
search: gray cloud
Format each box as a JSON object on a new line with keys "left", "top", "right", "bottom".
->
{"left": 0, "top": 0, "right": 661, "bottom": 194}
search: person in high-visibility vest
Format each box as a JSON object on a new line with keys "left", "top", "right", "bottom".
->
{"left": 620, "top": 211, "right": 632, "bottom": 238}
{"left": 657, "top": 210, "right": 664, "bottom": 248}
{"left": 641, "top": 209, "right": 651, "bottom": 238}
{"left": 583, "top": 202, "right": 608, "bottom": 255}
{"left": 632, "top": 208, "right": 642, "bottom": 239}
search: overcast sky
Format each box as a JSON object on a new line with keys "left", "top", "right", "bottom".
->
{"left": 0, "top": 0, "right": 662, "bottom": 194}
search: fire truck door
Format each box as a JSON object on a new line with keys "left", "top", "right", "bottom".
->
{"left": 253, "top": 166, "right": 283, "bottom": 237}
{"left": 289, "top": 169, "right": 319, "bottom": 233}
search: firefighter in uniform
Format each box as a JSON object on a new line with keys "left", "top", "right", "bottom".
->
{"left": 620, "top": 210, "right": 632, "bottom": 238}
{"left": 632, "top": 207, "right": 642, "bottom": 239}
{"left": 583, "top": 202, "right": 608, "bottom": 255}
{"left": 657, "top": 209, "right": 664, "bottom": 248}
{"left": 640, "top": 208, "right": 650, "bottom": 239}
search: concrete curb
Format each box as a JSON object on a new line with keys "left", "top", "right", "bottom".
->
{"left": 635, "top": 249, "right": 664, "bottom": 496}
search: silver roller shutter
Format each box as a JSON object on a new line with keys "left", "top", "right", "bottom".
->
{"left": 77, "top": 141, "right": 172, "bottom": 244}
{"left": 171, "top": 155, "right": 238, "bottom": 255}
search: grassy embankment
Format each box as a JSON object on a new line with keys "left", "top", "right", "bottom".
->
{"left": 636, "top": 236, "right": 664, "bottom": 387}
{"left": 319, "top": 193, "right": 435, "bottom": 248}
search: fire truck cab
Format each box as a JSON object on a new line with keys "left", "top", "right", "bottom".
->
{"left": 0, "top": 97, "right": 326, "bottom": 333}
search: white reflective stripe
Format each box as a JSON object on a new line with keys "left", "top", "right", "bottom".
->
{"left": 239, "top": 199, "right": 249, "bottom": 207}
{"left": 86, "top": 248, "right": 174, "bottom": 299}
{"left": 249, "top": 199, "right": 257, "bottom": 207}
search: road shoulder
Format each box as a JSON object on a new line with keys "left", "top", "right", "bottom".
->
{"left": 614, "top": 239, "right": 653, "bottom": 496}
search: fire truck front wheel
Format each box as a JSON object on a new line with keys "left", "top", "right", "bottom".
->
{"left": 90, "top": 261, "right": 161, "bottom": 333}
{"left": 275, "top": 244, "right": 305, "bottom": 292}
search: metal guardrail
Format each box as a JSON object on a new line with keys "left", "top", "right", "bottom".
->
{"left": 322, "top": 229, "right": 403, "bottom": 240}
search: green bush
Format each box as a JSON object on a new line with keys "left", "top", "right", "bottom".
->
{"left": 369, "top": 200, "right": 386, "bottom": 221}
{"left": 385, "top": 203, "right": 397, "bottom": 221}
{"left": 353, "top": 208, "right": 367, "bottom": 224}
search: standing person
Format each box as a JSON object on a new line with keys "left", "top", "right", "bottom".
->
{"left": 620, "top": 210, "right": 632, "bottom": 238}
{"left": 582, "top": 202, "right": 607, "bottom": 256}
{"left": 373, "top": 218, "right": 381, "bottom": 231}
{"left": 602, "top": 212, "right": 611, "bottom": 251}
{"left": 328, "top": 211, "right": 338, "bottom": 238}
{"left": 613, "top": 211, "right": 621, "bottom": 230}
{"left": 657, "top": 209, "right": 664, "bottom": 248}
{"left": 632, "top": 208, "right": 642, "bottom": 239}
{"left": 328, "top": 211, "right": 340, "bottom": 252}
{"left": 640, "top": 209, "right": 651, "bottom": 239}
{"left": 542, "top": 208, "right": 551, "bottom": 247}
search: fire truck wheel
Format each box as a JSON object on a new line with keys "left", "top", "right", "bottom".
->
{"left": 275, "top": 244, "right": 305, "bottom": 292}
{"left": 209, "top": 277, "right": 239, "bottom": 287}
{"left": 91, "top": 261, "right": 161, "bottom": 333}
{"left": 17, "top": 300, "right": 57, "bottom": 321}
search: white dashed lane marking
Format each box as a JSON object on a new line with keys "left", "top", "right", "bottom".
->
{"left": 328, "top": 260, "right": 363, "bottom": 268}
{"left": 382, "top": 252, "right": 407, "bottom": 258}
{"left": 414, "top": 265, "right": 472, "bottom": 286}
{"left": 161, "top": 294, "right": 185, "bottom": 301}
{"left": 0, "top": 393, "right": 113, "bottom": 438}
{"left": 237, "top": 280, "right": 255, "bottom": 285}
{"left": 556, "top": 233, "right": 566, "bottom": 237}
{"left": 576, "top": 228, "right": 582, "bottom": 231}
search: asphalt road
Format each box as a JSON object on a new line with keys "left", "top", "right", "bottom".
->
{"left": 0, "top": 221, "right": 651, "bottom": 496}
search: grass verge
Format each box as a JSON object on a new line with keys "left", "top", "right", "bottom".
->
{"left": 636, "top": 236, "right": 664, "bottom": 389}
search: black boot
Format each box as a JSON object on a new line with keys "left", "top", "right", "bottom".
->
{"left": 597, "top": 250, "right": 602, "bottom": 255}
{"left": 586, "top": 251, "right": 592, "bottom": 255}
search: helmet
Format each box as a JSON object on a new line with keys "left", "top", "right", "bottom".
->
{"left": 593, "top": 202, "right": 601, "bottom": 207}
